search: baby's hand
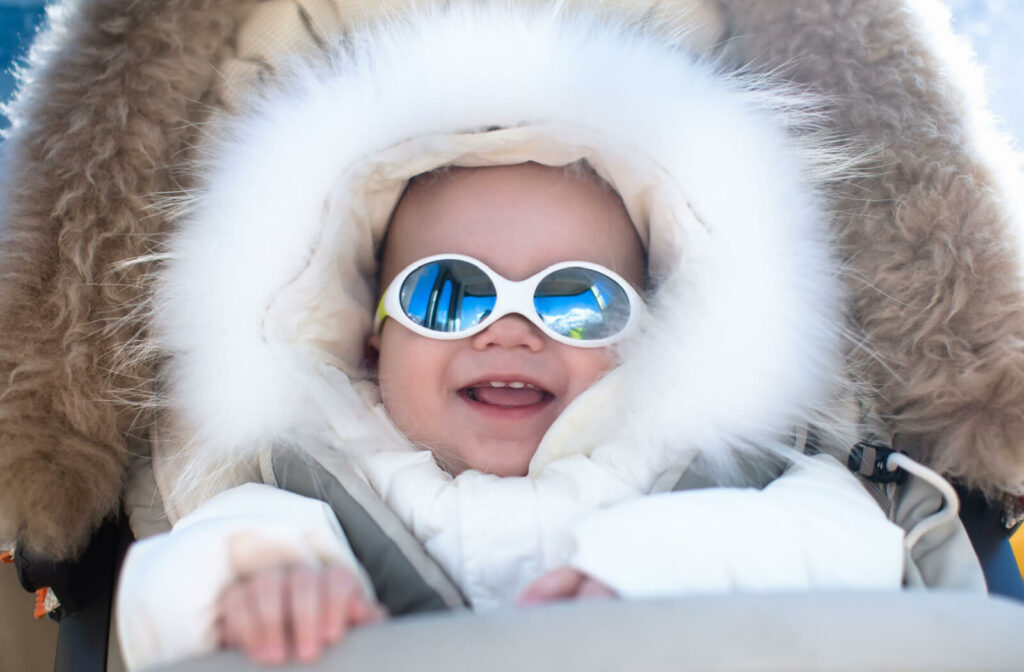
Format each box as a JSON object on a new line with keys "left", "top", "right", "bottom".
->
{"left": 217, "top": 564, "right": 385, "bottom": 665}
{"left": 518, "top": 566, "right": 615, "bottom": 605}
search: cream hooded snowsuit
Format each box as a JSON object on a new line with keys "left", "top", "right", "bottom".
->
{"left": 108, "top": 5, "right": 920, "bottom": 669}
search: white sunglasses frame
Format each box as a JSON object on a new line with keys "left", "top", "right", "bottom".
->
{"left": 375, "top": 253, "right": 644, "bottom": 348}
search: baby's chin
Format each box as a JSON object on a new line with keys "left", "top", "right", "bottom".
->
{"left": 428, "top": 435, "right": 541, "bottom": 478}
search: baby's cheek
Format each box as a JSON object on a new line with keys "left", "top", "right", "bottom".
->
{"left": 376, "top": 325, "right": 449, "bottom": 439}
{"left": 561, "top": 346, "right": 615, "bottom": 399}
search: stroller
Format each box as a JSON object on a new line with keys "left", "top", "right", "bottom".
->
{"left": 3, "top": 1, "right": 1024, "bottom": 670}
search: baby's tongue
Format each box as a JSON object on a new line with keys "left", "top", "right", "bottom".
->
{"left": 471, "top": 385, "right": 545, "bottom": 407}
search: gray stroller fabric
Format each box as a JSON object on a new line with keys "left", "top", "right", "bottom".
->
{"left": 155, "top": 593, "right": 1024, "bottom": 672}
{"left": 271, "top": 449, "right": 467, "bottom": 615}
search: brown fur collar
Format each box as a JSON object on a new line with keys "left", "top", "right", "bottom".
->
{"left": 720, "top": 0, "right": 1024, "bottom": 497}
{"left": 1, "top": 0, "right": 1022, "bottom": 559}
{"left": 0, "top": 0, "right": 238, "bottom": 559}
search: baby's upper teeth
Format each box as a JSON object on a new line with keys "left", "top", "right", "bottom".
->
{"left": 486, "top": 380, "right": 536, "bottom": 389}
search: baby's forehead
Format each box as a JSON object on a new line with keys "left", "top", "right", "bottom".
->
{"left": 379, "top": 163, "right": 646, "bottom": 289}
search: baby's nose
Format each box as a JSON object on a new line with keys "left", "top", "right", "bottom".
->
{"left": 471, "top": 314, "right": 545, "bottom": 352}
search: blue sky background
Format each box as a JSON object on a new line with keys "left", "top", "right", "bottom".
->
{"left": 1, "top": 1, "right": 1022, "bottom": 143}
{"left": 947, "top": 0, "right": 1024, "bottom": 149}
{"left": 0, "top": 0, "right": 44, "bottom": 132}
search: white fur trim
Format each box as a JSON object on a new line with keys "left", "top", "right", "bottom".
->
{"left": 154, "top": 4, "right": 845, "bottom": 499}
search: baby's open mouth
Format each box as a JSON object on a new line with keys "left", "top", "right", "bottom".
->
{"left": 460, "top": 381, "right": 553, "bottom": 408}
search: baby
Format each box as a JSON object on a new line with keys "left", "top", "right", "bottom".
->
{"left": 117, "top": 7, "right": 909, "bottom": 670}
{"left": 217, "top": 162, "right": 641, "bottom": 663}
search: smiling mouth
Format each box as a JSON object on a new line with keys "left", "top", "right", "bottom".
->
{"left": 460, "top": 380, "right": 553, "bottom": 408}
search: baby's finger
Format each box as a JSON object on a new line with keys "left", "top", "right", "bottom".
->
{"left": 287, "top": 565, "right": 323, "bottom": 662}
{"left": 218, "top": 583, "right": 251, "bottom": 649}
{"left": 347, "top": 590, "right": 387, "bottom": 627}
{"left": 221, "top": 580, "right": 269, "bottom": 659}
{"left": 249, "top": 569, "right": 287, "bottom": 664}
{"left": 578, "top": 576, "right": 616, "bottom": 599}
{"left": 352, "top": 598, "right": 387, "bottom": 625}
{"left": 517, "top": 567, "right": 585, "bottom": 604}
{"left": 322, "top": 565, "right": 358, "bottom": 642}
{"left": 371, "top": 601, "right": 387, "bottom": 620}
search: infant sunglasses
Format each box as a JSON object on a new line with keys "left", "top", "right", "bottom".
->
{"left": 375, "top": 254, "right": 644, "bottom": 347}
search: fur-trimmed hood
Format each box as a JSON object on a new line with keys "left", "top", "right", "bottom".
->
{"left": 2, "top": 0, "right": 1024, "bottom": 560}
{"left": 147, "top": 4, "right": 845, "bottom": 514}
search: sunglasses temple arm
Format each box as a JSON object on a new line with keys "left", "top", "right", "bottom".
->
{"left": 374, "top": 293, "right": 388, "bottom": 333}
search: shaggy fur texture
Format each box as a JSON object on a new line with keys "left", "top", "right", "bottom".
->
{"left": 718, "top": 0, "right": 1024, "bottom": 496}
{"left": 0, "top": 0, "right": 238, "bottom": 559}
{"left": 0, "top": 0, "right": 1022, "bottom": 560}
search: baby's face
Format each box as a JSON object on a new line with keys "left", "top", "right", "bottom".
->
{"left": 370, "top": 163, "right": 645, "bottom": 476}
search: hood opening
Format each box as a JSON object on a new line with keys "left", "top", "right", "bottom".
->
{"left": 265, "top": 125, "right": 700, "bottom": 386}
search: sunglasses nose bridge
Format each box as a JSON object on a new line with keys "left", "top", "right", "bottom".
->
{"left": 491, "top": 279, "right": 547, "bottom": 330}
{"left": 503, "top": 280, "right": 537, "bottom": 314}
{"left": 470, "top": 275, "right": 546, "bottom": 348}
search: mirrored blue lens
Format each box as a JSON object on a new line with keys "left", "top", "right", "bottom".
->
{"left": 534, "top": 268, "right": 631, "bottom": 340}
{"left": 399, "top": 259, "right": 496, "bottom": 332}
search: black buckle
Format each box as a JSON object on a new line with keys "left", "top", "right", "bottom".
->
{"left": 847, "top": 441, "right": 907, "bottom": 484}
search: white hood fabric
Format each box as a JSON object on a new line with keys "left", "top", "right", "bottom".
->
{"left": 117, "top": 5, "right": 908, "bottom": 670}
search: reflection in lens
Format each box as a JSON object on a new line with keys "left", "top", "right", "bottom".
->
{"left": 400, "top": 259, "right": 496, "bottom": 333}
{"left": 534, "top": 268, "right": 630, "bottom": 340}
